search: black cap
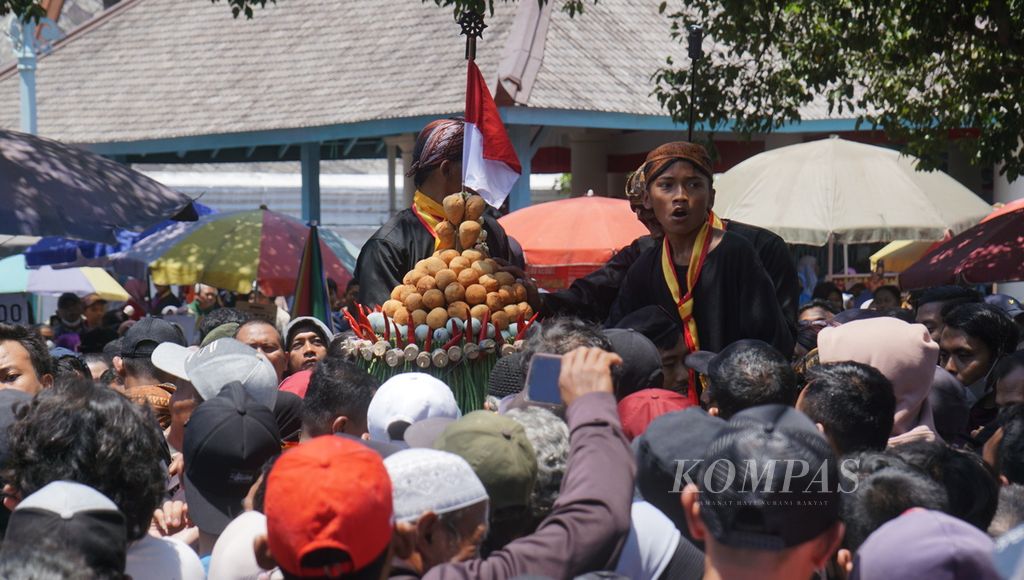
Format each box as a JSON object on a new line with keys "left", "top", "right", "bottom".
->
{"left": 635, "top": 407, "right": 726, "bottom": 537}
{"left": 698, "top": 405, "right": 840, "bottom": 550}
{"left": 183, "top": 382, "right": 281, "bottom": 535}
{"left": 683, "top": 339, "right": 784, "bottom": 379}
{"left": 488, "top": 353, "right": 525, "bottom": 399}
{"left": 603, "top": 329, "right": 664, "bottom": 398}
{"left": 120, "top": 317, "right": 186, "bottom": 359}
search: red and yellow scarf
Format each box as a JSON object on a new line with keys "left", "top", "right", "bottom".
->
{"left": 660, "top": 211, "right": 724, "bottom": 401}
{"left": 411, "top": 191, "right": 447, "bottom": 250}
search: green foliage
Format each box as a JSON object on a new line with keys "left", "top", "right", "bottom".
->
{"left": 652, "top": 0, "right": 1024, "bottom": 180}
{"left": 0, "top": 0, "right": 276, "bottom": 20}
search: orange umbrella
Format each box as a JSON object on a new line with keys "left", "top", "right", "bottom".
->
{"left": 983, "top": 198, "right": 1024, "bottom": 223}
{"left": 499, "top": 196, "right": 648, "bottom": 289}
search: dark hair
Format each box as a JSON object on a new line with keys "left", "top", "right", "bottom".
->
{"left": 57, "top": 293, "right": 82, "bottom": 310}
{"left": 327, "top": 278, "right": 339, "bottom": 294}
{"left": 120, "top": 355, "right": 174, "bottom": 384}
{"left": 873, "top": 285, "right": 902, "bottom": 303}
{"left": 198, "top": 307, "right": 252, "bottom": 339}
{"left": 99, "top": 367, "right": 123, "bottom": 388}
{"left": 812, "top": 282, "right": 842, "bottom": 301}
{"left": 801, "top": 362, "right": 896, "bottom": 455}
{"left": 0, "top": 324, "right": 53, "bottom": 379}
{"left": 522, "top": 317, "right": 612, "bottom": 369}
{"left": 888, "top": 441, "right": 999, "bottom": 531}
{"left": 302, "top": 357, "right": 379, "bottom": 438}
{"left": 999, "top": 404, "right": 1024, "bottom": 485}
{"left": 252, "top": 454, "right": 280, "bottom": 514}
{"left": 943, "top": 303, "right": 1020, "bottom": 359}
{"left": 5, "top": 379, "right": 166, "bottom": 541}
{"left": 799, "top": 299, "right": 839, "bottom": 316}
{"left": 840, "top": 464, "right": 949, "bottom": 551}
{"left": 913, "top": 285, "right": 982, "bottom": 310}
{"left": 705, "top": 344, "right": 798, "bottom": 420}
{"left": 53, "top": 355, "right": 90, "bottom": 381}
{"left": 235, "top": 319, "right": 284, "bottom": 347}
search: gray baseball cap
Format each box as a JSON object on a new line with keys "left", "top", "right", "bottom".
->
{"left": 152, "top": 338, "right": 278, "bottom": 410}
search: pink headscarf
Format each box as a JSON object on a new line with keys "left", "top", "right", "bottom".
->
{"left": 817, "top": 317, "right": 941, "bottom": 445}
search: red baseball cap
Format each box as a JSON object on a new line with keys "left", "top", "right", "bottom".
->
{"left": 279, "top": 369, "right": 313, "bottom": 398}
{"left": 617, "top": 388, "right": 693, "bottom": 441}
{"left": 265, "top": 435, "right": 393, "bottom": 576}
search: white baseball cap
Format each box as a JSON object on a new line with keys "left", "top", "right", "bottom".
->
{"left": 366, "top": 373, "right": 460, "bottom": 445}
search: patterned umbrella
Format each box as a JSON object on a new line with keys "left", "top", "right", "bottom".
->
{"left": 143, "top": 208, "right": 352, "bottom": 295}
{"left": 291, "top": 225, "right": 335, "bottom": 331}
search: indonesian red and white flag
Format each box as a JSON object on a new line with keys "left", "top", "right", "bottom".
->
{"left": 463, "top": 59, "right": 522, "bottom": 208}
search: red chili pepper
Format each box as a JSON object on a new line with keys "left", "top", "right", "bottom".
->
{"left": 425, "top": 327, "right": 433, "bottom": 351}
{"left": 394, "top": 319, "right": 405, "bottom": 347}
{"left": 517, "top": 312, "right": 540, "bottom": 341}
{"left": 443, "top": 328, "right": 463, "bottom": 350}
{"left": 343, "top": 310, "right": 364, "bottom": 340}
{"left": 478, "top": 309, "right": 490, "bottom": 343}
{"left": 407, "top": 320, "right": 415, "bottom": 345}
{"left": 383, "top": 315, "right": 391, "bottom": 342}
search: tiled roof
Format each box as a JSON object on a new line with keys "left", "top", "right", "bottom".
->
{"left": 0, "top": 0, "right": 852, "bottom": 146}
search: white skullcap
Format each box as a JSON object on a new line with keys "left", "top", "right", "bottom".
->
{"left": 384, "top": 449, "right": 488, "bottom": 522}
{"left": 367, "top": 373, "right": 461, "bottom": 445}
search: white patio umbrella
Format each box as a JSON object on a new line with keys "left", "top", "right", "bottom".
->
{"left": 712, "top": 136, "right": 992, "bottom": 274}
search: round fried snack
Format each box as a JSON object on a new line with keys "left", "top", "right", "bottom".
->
{"left": 465, "top": 194, "right": 486, "bottom": 222}
{"left": 435, "top": 269, "right": 458, "bottom": 290}
{"left": 478, "top": 274, "right": 499, "bottom": 293}
{"left": 513, "top": 283, "right": 528, "bottom": 303}
{"left": 390, "top": 286, "right": 404, "bottom": 300}
{"left": 472, "top": 260, "right": 495, "bottom": 276}
{"left": 422, "top": 289, "right": 446, "bottom": 310}
{"left": 382, "top": 300, "right": 402, "bottom": 318}
{"left": 416, "top": 275, "right": 438, "bottom": 294}
{"left": 443, "top": 193, "right": 466, "bottom": 224}
{"left": 457, "top": 268, "right": 480, "bottom": 286}
{"left": 411, "top": 309, "right": 428, "bottom": 327}
{"left": 423, "top": 257, "right": 447, "bottom": 275}
{"left": 503, "top": 304, "right": 520, "bottom": 320}
{"left": 397, "top": 285, "right": 418, "bottom": 302}
{"left": 435, "top": 221, "right": 456, "bottom": 250}
{"left": 449, "top": 256, "right": 472, "bottom": 274}
{"left": 517, "top": 302, "right": 534, "bottom": 319}
{"left": 498, "top": 287, "right": 514, "bottom": 306}
{"left": 465, "top": 284, "right": 487, "bottom": 306}
{"left": 403, "top": 292, "right": 424, "bottom": 312}
{"left": 462, "top": 249, "right": 484, "bottom": 263}
{"left": 494, "top": 271, "right": 515, "bottom": 287}
{"left": 439, "top": 249, "right": 461, "bottom": 264}
{"left": 459, "top": 220, "right": 482, "bottom": 250}
{"left": 393, "top": 306, "right": 411, "bottom": 325}
{"left": 470, "top": 304, "right": 490, "bottom": 320}
{"left": 444, "top": 283, "right": 466, "bottom": 304}
{"left": 427, "top": 307, "right": 449, "bottom": 330}
{"left": 447, "top": 301, "right": 471, "bottom": 320}
{"left": 403, "top": 269, "right": 427, "bottom": 286}
{"left": 491, "top": 310, "right": 510, "bottom": 331}
{"left": 486, "top": 292, "right": 504, "bottom": 313}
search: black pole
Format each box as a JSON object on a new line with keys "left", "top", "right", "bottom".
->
{"left": 459, "top": 10, "right": 487, "bottom": 61}
{"left": 687, "top": 25, "right": 704, "bottom": 142}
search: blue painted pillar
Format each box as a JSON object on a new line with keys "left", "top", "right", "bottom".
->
{"left": 300, "top": 143, "right": 321, "bottom": 223}
{"left": 507, "top": 125, "right": 533, "bottom": 211}
{"left": 14, "top": 18, "right": 38, "bottom": 134}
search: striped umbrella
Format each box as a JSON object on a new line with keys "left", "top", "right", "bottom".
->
{"left": 291, "top": 225, "right": 335, "bottom": 331}
{"left": 144, "top": 208, "right": 352, "bottom": 295}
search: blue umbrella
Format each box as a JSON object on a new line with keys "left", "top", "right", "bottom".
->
{"left": 24, "top": 202, "right": 215, "bottom": 267}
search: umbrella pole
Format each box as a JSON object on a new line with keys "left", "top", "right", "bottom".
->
{"left": 827, "top": 234, "right": 835, "bottom": 280}
{"left": 843, "top": 243, "right": 849, "bottom": 275}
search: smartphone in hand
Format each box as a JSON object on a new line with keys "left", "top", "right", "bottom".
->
{"left": 525, "top": 353, "right": 563, "bottom": 405}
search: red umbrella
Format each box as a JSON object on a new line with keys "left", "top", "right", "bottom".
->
{"left": 498, "top": 196, "right": 648, "bottom": 290}
{"left": 900, "top": 205, "right": 1024, "bottom": 289}
{"left": 983, "top": 198, "right": 1024, "bottom": 223}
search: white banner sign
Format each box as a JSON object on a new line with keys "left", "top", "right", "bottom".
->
{"left": 0, "top": 294, "right": 31, "bottom": 326}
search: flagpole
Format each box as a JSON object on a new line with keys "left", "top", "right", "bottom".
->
{"left": 458, "top": 10, "right": 487, "bottom": 61}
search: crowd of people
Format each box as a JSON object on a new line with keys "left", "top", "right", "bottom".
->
{"left": 1, "top": 133, "right": 1024, "bottom": 580}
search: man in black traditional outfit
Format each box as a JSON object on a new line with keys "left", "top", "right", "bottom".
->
{"left": 355, "top": 119, "right": 514, "bottom": 307}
